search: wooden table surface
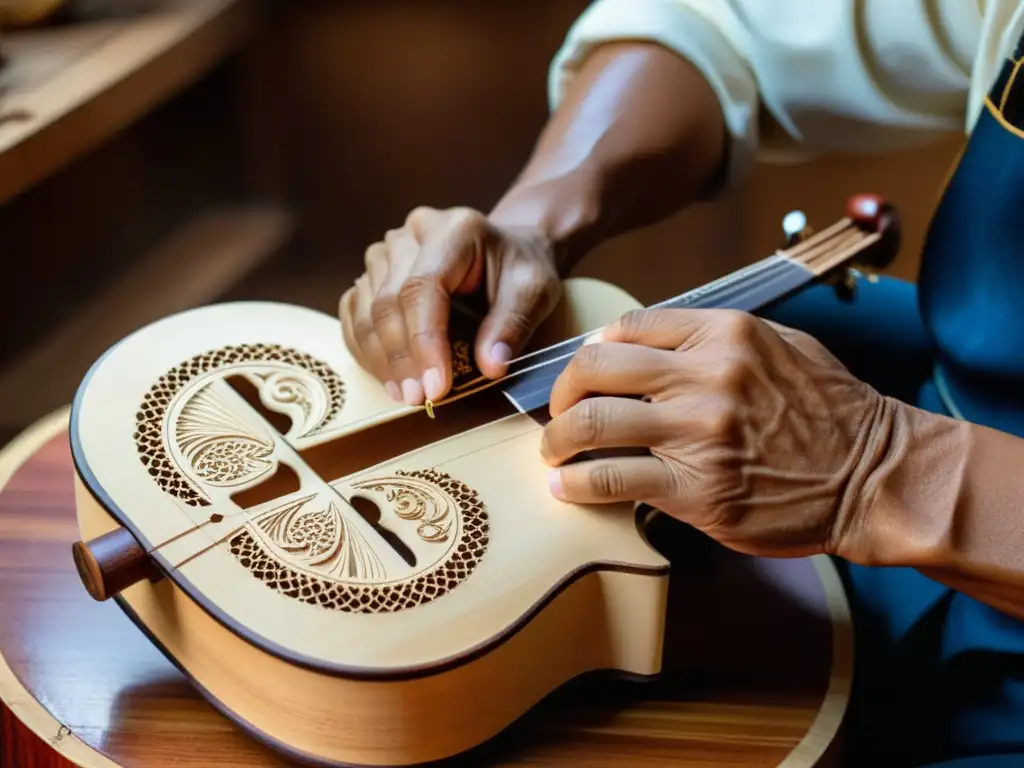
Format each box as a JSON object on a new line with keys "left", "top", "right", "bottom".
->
{"left": 0, "top": 408, "right": 853, "bottom": 768}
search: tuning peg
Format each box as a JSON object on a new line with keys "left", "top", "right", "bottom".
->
{"left": 782, "top": 209, "right": 812, "bottom": 247}
{"left": 828, "top": 193, "right": 887, "bottom": 301}
{"left": 830, "top": 270, "right": 858, "bottom": 302}
{"left": 846, "top": 192, "right": 901, "bottom": 273}
{"left": 847, "top": 193, "right": 884, "bottom": 228}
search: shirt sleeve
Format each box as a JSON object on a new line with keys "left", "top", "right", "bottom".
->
{"left": 547, "top": 0, "right": 980, "bottom": 189}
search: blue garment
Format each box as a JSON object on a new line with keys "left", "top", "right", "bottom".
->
{"left": 754, "top": 35, "right": 1024, "bottom": 768}
{"left": 918, "top": 42, "right": 1024, "bottom": 439}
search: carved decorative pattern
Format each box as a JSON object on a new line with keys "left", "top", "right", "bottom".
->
{"left": 228, "top": 469, "right": 490, "bottom": 613}
{"left": 248, "top": 494, "right": 387, "bottom": 583}
{"left": 175, "top": 384, "right": 275, "bottom": 487}
{"left": 250, "top": 370, "right": 327, "bottom": 437}
{"left": 353, "top": 472, "right": 455, "bottom": 543}
{"left": 451, "top": 339, "right": 474, "bottom": 379}
{"left": 134, "top": 343, "right": 346, "bottom": 507}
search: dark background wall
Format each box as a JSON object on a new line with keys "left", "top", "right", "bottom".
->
{"left": 246, "top": 0, "right": 960, "bottom": 301}
{"left": 0, "top": 0, "right": 963, "bottom": 434}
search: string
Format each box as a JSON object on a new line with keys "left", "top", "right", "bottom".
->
{"left": 494, "top": 252, "right": 794, "bottom": 374}
{"left": 144, "top": 217, "right": 874, "bottom": 573}
{"left": 428, "top": 219, "right": 873, "bottom": 413}
{"left": 431, "top": 256, "right": 794, "bottom": 408}
{"left": 148, "top": 410, "right": 541, "bottom": 572}
{"left": 489, "top": 217, "right": 856, "bottom": 373}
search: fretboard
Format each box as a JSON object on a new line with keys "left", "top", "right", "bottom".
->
{"left": 495, "top": 254, "right": 815, "bottom": 413}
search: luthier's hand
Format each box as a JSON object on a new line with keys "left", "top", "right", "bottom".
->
{"left": 540, "top": 307, "right": 905, "bottom": 559}
{"left": 339, "top": 207, "right": 562, "bottom": 405}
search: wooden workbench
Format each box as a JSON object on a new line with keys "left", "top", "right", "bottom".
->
{"left": 0, "top": 0, "right": 294, "bottom": 438}
{"left": 0, "top": 0, "right": 255, "bottom": 205}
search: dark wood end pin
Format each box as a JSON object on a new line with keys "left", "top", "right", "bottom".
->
{"left": 71, "top": 527, "right": 160, "bottom": 602}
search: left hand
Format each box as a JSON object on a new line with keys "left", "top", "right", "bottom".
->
{"left": 540, "top": 307, "right": 899, "bottom": 558}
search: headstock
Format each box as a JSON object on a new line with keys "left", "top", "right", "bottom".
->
{"left": 845, "top": 193, "right": 902, "bottom": 272}
{"left": 780, "top": 193, "right": 901, "bottom": 302}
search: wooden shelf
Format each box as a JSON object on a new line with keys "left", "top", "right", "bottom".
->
{"left": 0, "top": 204, "right": 294, "bottom": 430}
{"left": 0, "top": 0, "right": 258, "bottom": 205}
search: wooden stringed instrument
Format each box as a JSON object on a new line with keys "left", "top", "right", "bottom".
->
{"left": 67, "top": 193, "right": 900, "bottom": 768}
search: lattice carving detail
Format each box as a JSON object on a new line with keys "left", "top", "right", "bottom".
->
{"left": 228, "top": 469, "right": 490, "bottom": 613}
{"left": 134, "top": 343, "right": 346, "bottom": 506}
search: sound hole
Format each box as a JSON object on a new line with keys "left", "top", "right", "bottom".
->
{"left": 350, "top": 494, "right": 417, "bottom": 568}
{"left": 225, "top": 369, "right": 519, "bottom": 481}
{"left": 223, "top": 374, "right": 420, "bottom": 568}
{"left": 225, "top": 374, "right": 292, "bottom": 434}
{"left": 230, "top": 461, "right": 302, "bottom": 509}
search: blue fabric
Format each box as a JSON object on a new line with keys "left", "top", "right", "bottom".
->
{"left": 917, "top": 61, "right": 1024, "bottom": 438}
{"left": 759, "top": 279, "right": 1024, "bottom": 766}
{"left": 749, "top": 41, "right": 1024, "bottom": 768}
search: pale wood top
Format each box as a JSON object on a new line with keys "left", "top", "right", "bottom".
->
{"left": 70, "top": 281, "right": 672, "bottom": 673}
{"left": 0, "top": 0, "right": 257, "bottom": 205}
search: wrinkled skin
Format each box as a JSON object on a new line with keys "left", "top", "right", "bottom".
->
{"left": 338, "top": 206, "right": 562, "bottom": 406}
{"left": 541, "top": 307, "right": 898, "bottom": 559}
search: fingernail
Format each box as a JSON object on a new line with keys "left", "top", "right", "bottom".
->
{"left": 490, "top": 342, "right": 511, "bottom": 365}
{"left": 547, "top": 469, "right": 563, "bottom": 499}
{"left": 423, "top": 367, "right": 443, "bottom": 401}
{"left": 401, "top": 378, "right": 423, "bottom": 406}
{"left": 584, "top": 330, "right": 604, "bottom": 346}
{"left": 385, "top": 381, "right": 402, "bottom": 402}
{"left": 538, "top": 433, "right": 553, "bottom": 464}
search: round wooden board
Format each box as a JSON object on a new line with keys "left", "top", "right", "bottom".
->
{"left": 0, "top": 407, "right": 852, "bottom": 768}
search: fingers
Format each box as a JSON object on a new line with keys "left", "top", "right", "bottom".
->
{"left": 549, "top": 341, "right": 686, "bottom": 417}
{"left": 600, "top": 307, "right": 764, "bottom": 353}
{"left": 370, "top": 228, "right": 426, "bottom": 404}
{"left": 547, "top": 454, "right": 682, "bottom": 506}
{"left": 339, "top": 205, "right": 562, "bottom": 404}
{"left": 339, "top": 284, "right": 360, "bottom": 361}
{"left": 540, "top": 396, "right": 673, "bottom": 466}
{"left": 361, "top": 242, "right": 407, "bottom": 401}
{"left": 343, "top": 238, "right": 411, "bottom": 402}
{"left": 346, "top": 277, "right": 402, "bottom": 401}
{"left": 474, "top": 258, "right": 559, "bottom": 379}
{"left": 400, "top": 213, "right": 488, "bottom": 399}
{"left": 365, "top": 242, "right": 389, "bottom": 293}
{"left": 599, "top": 308, "right": 711, "bottom": 350}
{"left": 346, "top": 208, "right": 492, "bottom": 406}
{"left": 340, "top": 279, "right": 390, "bottom": 390}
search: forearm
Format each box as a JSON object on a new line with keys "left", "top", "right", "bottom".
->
{"left": 489, "top": 42, "right": 727, "bottom": 275}
{"left": 840, "top": 402, "right": 1024, "bottom": 618}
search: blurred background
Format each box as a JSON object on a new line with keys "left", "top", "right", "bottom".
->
{"left": 0, "top": 0, "right": 963, "bottom": 443}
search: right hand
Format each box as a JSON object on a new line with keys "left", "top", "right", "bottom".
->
{"left": 339, "top": 206, "right": 563, "bottom": 406}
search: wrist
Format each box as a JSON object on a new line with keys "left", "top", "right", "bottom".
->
{"left": 489, "top": 171, "right": 606, "bottom": 277}
{"left": 832, "top": 398, "right": 969, "bottom": 568}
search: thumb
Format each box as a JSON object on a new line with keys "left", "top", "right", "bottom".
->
{"left": 474, "top": 260, "right": 559, "bottom": 379}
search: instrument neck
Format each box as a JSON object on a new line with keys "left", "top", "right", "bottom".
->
{"left": 495, "top": 253, "right": 815, "bottom": 413}
{"left": 443, "top": 213, "right": 880, "bottom": 415}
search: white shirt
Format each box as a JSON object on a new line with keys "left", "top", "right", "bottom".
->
{"left": 547, "top": 0, "right": 1024, "bottom": 187}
